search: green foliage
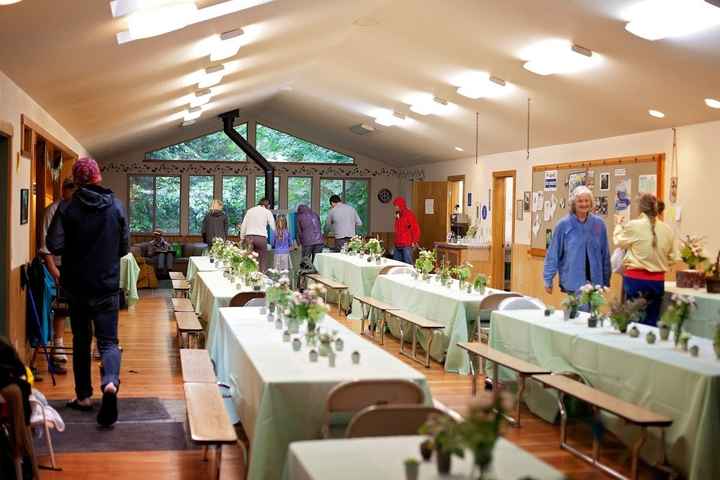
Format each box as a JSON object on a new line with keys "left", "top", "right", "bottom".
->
{"left": 189, "top": 176, "right": 214, "bottom": 234}
{"left": 473, "top": 274, "right": 488, "bottom": 292}
{"left": 256, "top": 124, "right": 353, "bottom": 164}
{"left": 319, "top": 179, "right": 369, "bottom": 236}
{"left": 255, "top": 176, "right": 280, "bottom": 206}
{"left": 128, "top": 175, "right": 180, "bottom": 233}
{"left": 661, "top": 294, "right": 695, "bottom": 346}
{"left": 609, "top": 297, "right": 647, "bottom": 333}
{"left": 415, "top": 249, "right": 436, "bottom": 275}
{"left": 222, "top": 176, "right": 247, "bottom": 235}
{"left": 129, "top": 176, "right": 153, "bottom": 233}
{"left": 419, "top": 414, "right": 464, "bottom": 457}
{"left": 451, "top": 262, "right": 472, "bottom": 281}
{"left": 146, "top": 125, "right": 248, "bottom": 161}
{"left": 287, "top": 177, "right": 312, "bottom": 212}
{"left": 561, "top": 292, "right": 581, "bottom": 312}
{"left": 680, "top": 235, "right": 707, "bottom": 270}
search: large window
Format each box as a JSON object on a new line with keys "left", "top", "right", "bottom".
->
{"left": 222, "top": 176, "right": 247, "bottom": 235}
{"left": 145, "top": 124, "right": 248, "bottom": 161}
{"left": 256, "top": 124, "right": 354, "bottom": 164}
{"left": 188, "top": 176, "right": 214, "bottom": 234}
{"left": 129, "top": 175, "right": 181, "bottom": 233}
{"left": 254, "top": 175, "right": 280, "bottom": 206}
{"left": 319, "top": 178, "right": 369, "bottom": 235}
{"left": 287, "top": 177, "right": 312, "bottom": 213}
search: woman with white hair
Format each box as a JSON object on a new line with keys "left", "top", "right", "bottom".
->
{"left": 543, "top": 185, "right": 611, "bottom": 295}
{"left": 201, "top": 198, "right": 228, "bottom": 244}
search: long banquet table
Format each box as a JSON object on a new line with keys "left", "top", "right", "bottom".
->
{"left": 211, "top": 307, "right": 431, "bottom": 480}
{"left": 489, "top": 309, "right": 720, "bottom": 480}
{"left": 186, "top": 255, "right": 222, "bottom": 282}
{"left": 313, "top": 252, "right": 407, "bottom": 319}
{"left": 370, "top": 273, "right": 504, "bottom": 374}
{"left": 663, "top": 281, "right": 720, "bottom": 339}
{"left": 287, "top": 435, "right": 565, "bottom": 480}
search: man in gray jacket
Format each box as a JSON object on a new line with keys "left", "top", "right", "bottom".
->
{"left": 325, "top": 195, "right": 362, "bottom": 251}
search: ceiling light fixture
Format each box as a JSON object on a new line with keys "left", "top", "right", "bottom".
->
{"left": 210, "top": 28, "right": 245, "bottom": 61}
{"left": 409, "top": 96, "right": 450, "bottom": 116}
{"left": 197, "top": 65, "right": 225, "bottom": 88}
{"left": 456, "top": 74, "right": 509, "bottom": 99}
{"left": 190, "top": 89, "right": 212, "bottom": 108}
{"left": 0, "top": 0, "right": 24, "bottom": 5}
{"left": 181, "top": 119, "right": 196, "bottom": 127}
{"left": 622, "top": 0, "right": 720, "bottom": 41}
{"left": 521, "top": 40, "right": 599, "bottom": 76}
{"left": 184, "top": 106, "right": 203, "bottom": 121}
{"left": 648, "top": 109, "right": 665, "bottom": 118}
{"left": 705, "top": 97, "right": 720, "bottom": 109}
{"left": 454, "top": 146, "right": 464, "bottom": 152}
{"left": 374, "top": 111, "right": 406, "bottom": 127}
{"left": 111, "top": 0, "right": 272, "bottom": 44}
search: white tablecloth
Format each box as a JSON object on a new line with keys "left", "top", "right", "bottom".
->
{"left": 287, "top": 435, "right": 565, "bottom": 480}
{"left": 186, "top": 255, "right": 221, "bottom": 282}
{"left": 212, "top": 307, "right": 431, "bottom": 480}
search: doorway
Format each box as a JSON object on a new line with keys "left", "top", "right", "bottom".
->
{"left": 412, "top": 181, "right": 449, "bottom": 248}
{"left": 491, "top": 171, "right": 515, "bottom": 290}
{"left": 447, "top": 175, "right": 468, "bottom": 239}
{"left": 0, "top": 131, "right": 10, "bottom": 338}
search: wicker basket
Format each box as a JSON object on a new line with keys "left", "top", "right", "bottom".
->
{"left": 676, "top": 270, "right": 706, "bottom": 289}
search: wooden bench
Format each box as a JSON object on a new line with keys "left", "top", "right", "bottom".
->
{"left": 458, "top": 342, "right": 550, "bottom": 427}
{"left": 305, "top": 274, "right": 349, "bottom": 314}
{"left": 169, "top": 271, "right": 186, "bottom": 280}
{"left": 533, "top": 373, "right": 674, "bottom": 480}
{"left": 175, "top": 311, "right": 204, "bottom": 348}
{"left": 180, "top": 349, "right": 217, "bottom": 383}
{"left": 354, "top": 295, "right": 400, "bottom": 344}
{"left": 171, "top": 298, "right": 195, "bottom": 312}
{"left": 386, "top": 309, "right": 444, "bottom": 368}
{"left": 171, "top": 279, "right": 191, "bottom": 298}
{"left": 184, "top": 382, "right": 238, "bottom": 480}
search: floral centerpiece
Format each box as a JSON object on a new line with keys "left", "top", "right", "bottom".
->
{"left": 473, "top": 274, "right": 488, "bottom": 294}
{"left": 209, "top": 237, "right": 226, "bottom": 263}
{"left": 365, "top": 238, "right": 384, "bottom": 263}
{"left": 247, "top": 271, "right": 264, "bottom": 291}
{"left": 265, "top": 276, "right": 291, "bottom": 317}
{"left": 705, "top": 251, "right": 720, "bottom": 294}
{"left": 451, "top": 262, "right": 473, "bottom": 291}
{"left": 415, "top": 249, "right": 436, "bottom": 280}
{"left": 419, "top": 412, "right": 464, "bottom": 475}
{"left": 678, "top": 235, "right": 708, "bottom": 288}
{"left": 285, "top": 284, "right": 329, "bottom": 339}
{"left": 439, "top": 262, "right": 452, "bottom": 287}
{"left": 561, "top": 292, "right": 581, "bottom": 321}
{"left": 608, "top": 297, "right": 647, "bottom": 334}
{"left": 458, "top": 397, "right": 503, "bottom": 480}
{"left": 578, "top": 284, "right": 608, "bottom": 328}
{"left": 347, "top": 235, "right": 365, "bottom": 255}
{"left": 228, "top": 247, "right": 259, "bottom": 285}
{"left": 660, "top": 294, "right": 695, "bottom": 346}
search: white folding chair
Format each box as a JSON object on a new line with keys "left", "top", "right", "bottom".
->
{"left": 243, "top": 297, "right": 266, "bottom": 307}
{"left": 497, "top": 296, "right": 545, "bottom": 311}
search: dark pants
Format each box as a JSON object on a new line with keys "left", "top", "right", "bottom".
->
{"left": 301, "top": 244, "right": 324, "bottom": 267}
{"left": 334, "top": 237, "right": 350, "bottom": 252}
{"left": 153, "top": 252, "right": 174, "bottom": 272}
{"left": 245, "top": 235, "right": 269, "bottom": 272}
{"left": 70, "top": 297, "right": 122, "bottom": 399}
{"left": 393, "top": 246, "right": 414, "bottom": 265}
{"left": 623, "top": 276, "right": 664, "bottom": 326}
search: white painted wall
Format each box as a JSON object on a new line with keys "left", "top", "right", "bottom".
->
{"left": 419, "top": 120, "right": 720, "bottom": 253}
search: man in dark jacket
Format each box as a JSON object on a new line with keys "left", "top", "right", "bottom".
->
{"left": 47, "top": 157, "right": 129, "bottom": 427}
{"left": 392, "top": 197, "right": 420, "bottom": 264}
{"left": 296, "top": 204, "right": 324, "bottom": 266}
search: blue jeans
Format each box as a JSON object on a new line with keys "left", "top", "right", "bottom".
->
{"left": 393, "top": 246, "right": 414, "bottom": 265}
{"left": 622, "top": 276, "right": 664, "bottom": 326}
{"left": 70, "top": 295, "right": 122, "bottom": 399}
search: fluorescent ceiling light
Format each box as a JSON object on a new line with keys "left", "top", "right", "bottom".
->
{"left": 705, "top": 97, "right": 720, "bottom": 109}
{"left": 374, "top": 111, "right": 406, "bottom": 127}
{"left": 622, "top": 0, "right": 720, "bottom": 41}
{"left": 456, "top": 74, "right": 509, "bottom": 99}
{"left": 454, "top": 146, "right": 464, "bottom": 152}
{"left": 648, "top": 109, "right": 665, "bottom": 118}
{"left": 112, "top": 0, "right": 272, "bottom": 44}
{"left": 409, "top": 96, "right": 451, "bottom": 116}
{"left": 185, "top": 106, "right": 203, "bottom": 121}
{"left": 210, "top": 28, "right": 245, "bottom": 62}
{"left": 198, "top": 65, "right": 225, "bottom": 88}
{"left": 190, "top": 89, "right": 212, "bottom": 108}
{"left": 521, "top": 40, "right": 599, "bottom": 76}
{"left": 181, "top": 120, "right": 196, "bottom": 127}
{"left": 0, "top": 1, "right": 24, "bottom": 5}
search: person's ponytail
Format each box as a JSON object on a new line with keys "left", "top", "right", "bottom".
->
{"left": 639, "top": 194, "right": 658, "bottom": 249}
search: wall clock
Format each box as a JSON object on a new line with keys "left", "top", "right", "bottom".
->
{"left": 377, "top": 188, "right": 393, "bottom": 204}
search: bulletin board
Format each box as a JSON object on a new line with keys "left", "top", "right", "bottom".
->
{"left": 529, "top": 153, "right": 664, "bottom": 256}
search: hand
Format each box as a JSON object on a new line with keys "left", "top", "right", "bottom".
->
{"left": 614, "top": 214, "right": 625, "bottom": 225}
{"left": 545, "top": 285, "right": 553, "bottom": 295}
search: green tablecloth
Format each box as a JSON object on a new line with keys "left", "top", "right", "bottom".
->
{"left": 119, "top": 253, "right": 140, "bottom": 306}
{"left": 212, "top": 308, "right": 431, "bottom": 480}
{"left": 371, "top": 273, "right": 503, "bottom": 375}
{"left": 489, "top": 310, "right": 720, "bottom": 480}
{"left": 313, "top": 253, "right": 407, "bottom": 319}
{"left": 664, "top": 282, "right": 720, "bottom": 339}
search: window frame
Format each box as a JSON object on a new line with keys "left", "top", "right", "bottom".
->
{"left": 127, "top": 174, "right": 183, "bottom": 234}
{"left": 143, "top": 123, "right": 249, "bottom": 163}
{"left": 319, "top": 177, "right": 371, "bottom": 235}
{"left": 255, "top": 123, "right": 356, "bottom": 166}
{"left": 221, "top": 175, "right": 249, "bottom": 236}
{"left": 286, "top": 175, "right": 314, "bottom": 213}
{"left": 188, "top": 175, "right": 216, "bottom": 235}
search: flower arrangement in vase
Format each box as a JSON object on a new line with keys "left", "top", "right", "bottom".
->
{"left": 266, "top": 276, "right": 291, "bottom": 318}
{"left": 561, "top": 293, "right": 581, "bottom": 321}
{"left": 366, "top": 238, "right": 384, "bottom": 263}
{"left": 677, "top": 235, "right": 708, "bottom": 288}
{"left": 578, "top": 284, "right": 608, "bottom": 327}
{"left": 608, "top": 297, "right": 647, "bottom": 334}
{"left": 209, "top": 237, "right": 226, "bottom": 263}
{"left": 438, "top": 262, "right": 452, "bottom": 287}
{"left": 248, "top": 271, "right": 264, "bottom": 291}
{"left": 347, "top": 235, "right": 365, "bottom": 255}
{"left": 473, "top": 274, "right": 488, "bottom": 294}
{"left": 419, "top": 413, "right": 464, "bottom": 476}
{"left": 451, "top": 262, "right": 472, "bottom": 291}
{"left": 317, "top": 329, "right": 338, "bottom": 356}
{"left": 285, "top": 284, "right": 329, "bottom": 341}
{"left": 661, "top": 294, "right": 696, "bottom": 346}
{"left": 705, "top": 251, "right": 720, "bottom": 294}
{"left": 415, "top": 249, "right": 436, "bottom": 281}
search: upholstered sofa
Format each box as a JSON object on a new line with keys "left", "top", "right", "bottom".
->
{"left": 131, "top": 241, "right": 207, "bottom": 278}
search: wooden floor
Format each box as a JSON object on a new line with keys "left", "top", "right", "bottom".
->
{"left": 34, "top": 289, "right": 659, "bottom": 479}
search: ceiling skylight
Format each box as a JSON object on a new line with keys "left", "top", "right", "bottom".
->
{"left": 455, "top": 73, "right": 510, "bottom": 99}
{"left": 210, "top": 28, "right": 245, "bottom": 62}
{"left": 409, "top": 95, "right": 452, "bottom": 116}
{"left": 197, "top": 65, "right": 225, "bottom": 89}
{"left": 520, "top": 40, "right": 600, "bottom": 76}
{"left": 190, "top": 89, "right": 212, "bottom": 108}
{"left": 374, "top": 110, "right": 407, "bottom": 127}
{"left": 622, "top": 0, "right": 720, "bottom": 41}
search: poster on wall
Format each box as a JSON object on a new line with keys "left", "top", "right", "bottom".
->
{"left": 599, "top": 172, "right": 610, "bottom": 191}
{"left": 20, "top": 188, "right": 29, "bottom": 225}
{"left": 594, "top": 196, "right": 609, "bottom": 215}
{"left": 424, "top": 199, "right": 434, "bottom": 214}
{"left": 544, "top": 170, "right": 558, "bottom": 191}
{"left": 585, "top": 170, "right": 595, "bottom": 191}
{"left": 523, "top": 191, "right": 531, "bottom": 212}
{"left": 638, "top": 174, "right": 657, "bottom": 195}
{"left": 567, "top": 172, "right": 586, "bottom": 196}
{"left": 615, "top": 178, "right": 632, "bottom": 223}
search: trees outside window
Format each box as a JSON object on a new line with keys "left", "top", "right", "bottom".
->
{"left": 146, "top": 124, "right": 248, "bottom": 161}
{"left": 319, "top": 178, "right": 369, "bottom": 235}
{"left": 222, "top": 176, "right": 247, "bottom": 235}
{"left": 189, "top": 176, "right": 214, "bottom": 234}
{"left": 287, "top": 177, "right": 312, "bottom": 213}
{"left": 254, "top": 175, "right": 280, "bottom": 206}
{"left": 128, "top": 175, "right": 181, "bottom": 233}
{"left": 256, "top": 124, "right": 353, "bottom": 164}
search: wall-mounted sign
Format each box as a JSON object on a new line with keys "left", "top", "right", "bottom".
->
{"left": 481, "top": 205, "right": 488, "bottom": 220}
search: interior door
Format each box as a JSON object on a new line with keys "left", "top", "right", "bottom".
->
{"left": 491, "top": 171, "right": 515, "bottom": 290}
{"left": 412, "top": 181, "right": 449, "bottom": 249}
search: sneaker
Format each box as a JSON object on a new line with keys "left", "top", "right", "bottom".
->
{"left": 53, "top": 353, "right": 68, "bottom": 363}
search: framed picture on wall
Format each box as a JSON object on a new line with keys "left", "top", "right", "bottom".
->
{"left": 516, "top": 199, "right": 523, "bottom": 220}
{"left": 20, "top": 188, "right": 29, "bottom": 224}
{"left": 523, "top": 191, "right": 530, "bottom": 212}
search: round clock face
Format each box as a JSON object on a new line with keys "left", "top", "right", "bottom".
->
{"left": 377, "top": 188, "right": 393, "bottom": 204}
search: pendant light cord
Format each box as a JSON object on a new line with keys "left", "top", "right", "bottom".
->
{"left": 475, "top": 112, "right": 479, "bottom": 165}
{"left": 526, "top": 98, "right": 531, "bottom": 160}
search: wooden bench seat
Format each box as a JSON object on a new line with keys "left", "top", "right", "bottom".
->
{"left": 386, "top": 309, "right": 444, "bottom": 368}
{"left": 458, "top": 342, "right": 550, "bottom": 426}
{"left": 180, "top": 349, "right": 216, "bottom": 383}
{"left": 169, "top": 271, "right": 186, "bottom": 280}
{"left": 184, "top": 382, "right": 238, "bottom": 480}
{"left": 171, "top": 279, "right": 191, "bottom": 298}
{"left": 175, "top": 311, "right": 204, "bottom": 348}
{"left": 533, "top": 373, "right": 674, "bottom": 480}
{"left": 171, "top": 298, "right": 195, "bottom": 312}
{"left": 305, "top": 274, "right": 349, "bottom": 316}
{"left": 354, "top": 295, "right": 400, "bottom": 344}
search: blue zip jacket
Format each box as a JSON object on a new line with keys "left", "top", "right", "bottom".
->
{"left": 543, "top": 213, "right": 611, "bottom": 293}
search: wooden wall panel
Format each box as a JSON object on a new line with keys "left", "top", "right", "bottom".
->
{"left": 412, "top": 181, "right": 449, "bottom": 249}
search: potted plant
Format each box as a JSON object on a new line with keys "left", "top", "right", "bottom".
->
{"left": 561, "top": 293, "right": 581, "bottom": 321}
{"left": 458, "top": 397, "right": 503, "bottom": 480}
{"left": 661, "top": 294, "right": 696, "bottom": 346}
{"left": 248, "top": 271, "right": 264, "bottom": 291}
{"left": 679, "top": 331, "right": 691, "bottom": 352}
{"left": 347, "top": 235, "right": 365, "bottom": 255}
{"left": 706, "top": 251, "right": 720, "bottom": 294}
{"left": 419, "top": 413, "right": 463, "bottom": 475}
{"left": 285, "top": 284, "right": 329, "bottom": 341}
{"left": 677, "top": 235, "right": 708, "bottom": 288}
{"left": 366, "top": 238, "right": 383, "bottom": 262}
{"left": 419, "top": 439, "right": 434, "bottom": 461}
{"left": 439, "top": 262, "right": 452, "bottom": 287}
{"left": 658, "top": 321, "right": 671, "bottom": 341}
{"left": 209, "top": 237, "right": 226, "bottom": 263}
{"left": 578, "top": 284, "right": 608, "bottom": 328}
{"left": 473, "top": 274, "right": 488, "bottom": 294}
{"left": 403, "top": 458, "right": 419, "bottom": 480}
{"left": 451, "top": 262, "right": 472, "bottom": 291}
{"left": 415, "top": 249, "right": 436, "bottom": 281}
{"left": 608, "top": 297, "right": 647, "bottom": 334}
